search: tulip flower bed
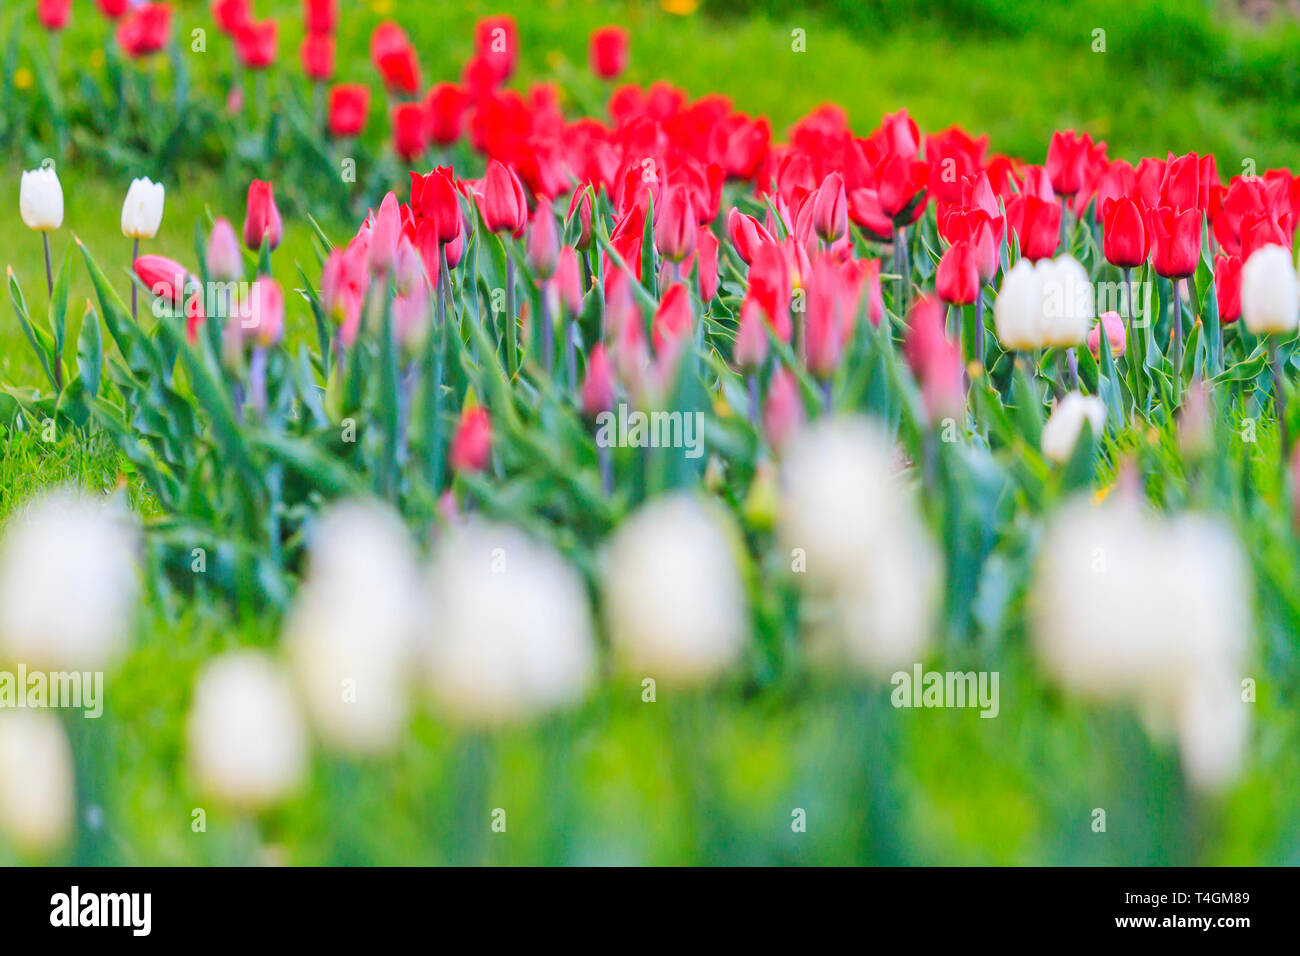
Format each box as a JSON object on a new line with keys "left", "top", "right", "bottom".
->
{"left": 4, "top": 2, "right": 1300, "bottom": 867}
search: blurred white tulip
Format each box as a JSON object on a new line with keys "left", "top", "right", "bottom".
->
{"left": 120, "top": 177, "right": 165, "bottom": 240}
{"left": 424, "top": 520, "right": 595, "bottom": 723}
{"left": 0, "top": 489, "right": 139, "bottom": 671}
{"left": 0, "top": 712, "right": 74, "bottom": 855}
{"left": 1041, "top": 392, "right": 1105, "bottom": 464}
{"left": 187, "top": 651, "right": 308, "bottom": 810}
{"left": 993, "top": 258, "right": 1043, "bottom": 350}
{"left": 1037, "top": 255, "right": 1093, "bottom": 347}
{"left": 19, "top": 166, "right": 63, "bottom": 232}
{"left": 1031, "top": 497, "right": 1252, "bottom": 790}
{"left": 779, "top": 418, "right": 940, "bottom": 674}
{"left": 1241, "top": 243, "right": 1298, "bottom": 336}
{"left": 604, "top": 494, "right": 748, "bottom": 685}
{"left": 284, "top": 500, "right": 420, "bottom": 755}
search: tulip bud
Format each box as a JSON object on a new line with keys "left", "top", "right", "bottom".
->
{"left": 567, "top": 187, "right": 594, "bottom": 250}
{"left": 1241, "top": 244, "right": 1299, "bottom": 335}
{"left": 734, "top": 296, "right": 769, "bottom": 370}
{"left": 581, "top": 343, "right": 615, "bottom": 420}
{"left": 19, "top": 167, "right": 63, "bottom": 232}
{"left": 391, "top": 101, "right": 427, "bottom": 162}
{"left": 935, "top": 238, "right": 980, "bottom": 305}
{"left": 1101, "top": 197, "right": 1149, "bottom": 269}
{"left": 1215, "top": 254, "right": 1242, "bottom": 324}
{"left": 811, "top": 172, "right": 848, "bottom": 244}
{"left": 526, "top": 204, "right": 560, "bottom": 279}
{"left": 589, "top": 25, "right": 629, "bottom": 80}
{"left": 693, "top": 226, "right": 720, "bottom": 302}
{"left": 763, "top": 367, "right": 804, "bottom": 451}
{"left": 366, "top": 191, "right": 401, "bottom": 277}
{"left": 0, "top": 713, "right": 74, "bottom": 855}
{"left": 205, "top": 218, "right": 243, "bottom": 282}
{"left": 120, "top": 177, "right": 165, "bottom": 240}
{"left": 1151, "top": 205, "right": 1201, "bottom": 279}
{"left": 552, "top": 245, "right": 583, "bottom": 315}
{"left": 726, "top": 207, "right": 773, "bottom": 265}
{"left": 243, "top": 180, "right": 282, "bottom": 251}
{"left": 482, "top": 159, "right": 527, "bottom": 236}
{"left": 300, "top": 32, "right": 334, "bottom": 81}
{"left": 244, "top": 276, "right": 285, "bottom": 348}
{"left": 450, "top": 404, "right": 492, "bottom": 473}
{"left": 1041, "top": 392, "right": 1105, "bottom": 463}
{"left": 651, "top": 283, "right": 693, "bottom": 355}
{"left": 654, "top": 185, "right": 696, "bottom": 263}
{"left": 39, "top": 0, "right": 72, "bottom": 31}
{"left": 187, "top": 651, "right": 308, "bottom": 810}
{"left": 134, "top": 254, "right": 190, "bottom": 308}
{"left": 425, "top": 82, "right": 470, "bottom": 145}
{"left": 603, "top": 494, "right": 748, "bottom": 685}
{"left": 1088, "top": 310, "right": 1127, "bottom": 358}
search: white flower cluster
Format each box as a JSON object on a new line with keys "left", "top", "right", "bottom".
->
{"left": 994, "top": 255, "right": 1094, "bottom": 350}
{"left": 1031, "top": 496, "right": 1253, "bottom": 791}
{"left": 778, "top": 418, "right": 941, "bottom": 675}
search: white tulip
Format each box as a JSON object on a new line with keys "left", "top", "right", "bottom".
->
{"left": 779, "top": 418, "right": 940, "bottom": 674}
{"left": 0, "top": 490, "right": 139, "bottom": 671}
{"left": 19, "top": 166, "right": 63, "bottom": 232}
{"left": 1031, "top": 497, "right": 1252, "bottom": 789}
{"left": 993, "top": 258, "right": 1043, "bottom": 350}
{"left": 1037, "top": 255, "right": 1093, "bottom": 347}
{"left": 424, "top": 520, "right": 596, "bottom": 723}
{"left": 1040, "top": 392, "right": 1105, "bottom": 464}
{"left": 1177, "top": 671, "right": 1249, "bottom": 794}
{"left": 604, "top": 494, "right": 748, "bottom": 685}
{"left": 0, "top": 712, "right": 74, "bottom": 855}
{"left": 1241, "top": 243, "right": 1299, "bottom": 335}
{"left": 187, "top": 651, "right": 308, "bottom": 810}
{"left": 120, "top": 177, "right": 165, "bottom": 240}
{"left": 284, "top": 500, "right": 420, "bottom": 754}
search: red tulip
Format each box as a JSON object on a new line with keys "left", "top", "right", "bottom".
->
{"left": 747, "top": 241, "right": 793, "bottom": 342}
{"left": 567, "top": 188, "right": 594, "bottom": 250}
{"left": 580, "top": 345, "right": 615, "bottom": 420}
{"left": 234, "top": 20, "right": 277, "bottom": 70}
{"left": 654, "top": 185, "right": 696, "bottom": 262}
{"left": 1005, "top": 194, "right": 1061, "bottom": 261}
{"left": 1101, "top": 197, "right": 1149, "bottom": 269}
{"left": 1215, "top": 254, "right": 1242, "bottom": 324}
{"left": 1151, "top": 206, "right": 1201, "bottom": 279}
{"left": 367, "top": 193, "right": 401, "bottom": 276}
{"left": 811, "top": 172, "right": 848, "bottom": 244}
{"left": 474, "top": 15, "right": 518, "bottom": 86}
{"left": 763, "top": 368, "right": 804, "bottom": 451}
{"left": 904, "top": 297, "right": 964, "bottom": 423}
{"left": 424, "top": 83, "right": 470, "bottom": 145}
{"left": 482, "top": 160, "right": 527, "bottom": 236}
{"left": 328, "top": 84, "right": 369, "bottom": 138}
{"left": 450, "top": 405, "right": 492, "bottom": 474}
{"left": 1046, "top": 130, "right": 1100, "bottom": 197}
{"left": 726, "top": 208, "right": 773, "bottom": 265}
{"left": 940, "top": 207, "right": 1000, "bottom": 282}
{"left": 924, "top": 127, "right": 988, "bottom": 206}
{"left": 551, "top": 246, "right": 584, "bottom": 315}
{"left": 691, "top": 226, "right": 720, "bottom": 302}
{"left": 211, "top": 0, "right": 250, "bottom": 35}
{"left": 185, "top": 289, "right": 205, "bottom": 344}
{"left": 117, "top": 3, "right": 171, "bottom": 58}
{"left": 409, "top": 168, "right": 461, "bottom": 243}
{"left": 875, "top": 154, "right": 928, "bottom": 224}
{"left": 526, "top": 204, "right": 560, "bottom": 279}
{"left": 39, "top": 0, "right": 71, "bottom": 31}
{"left": 1160, "top": 152, "right": 1202, "bottom": 212}
{"left": 804, "top": 258, "right": 851, "bottom": 378}
{"left": 243, "top": 180, "right": 282, "bottom": 252}
{"left": 936, "top": 239, "right": 980, "bottom": 305}
{"left": 652, "top": 283, "right": 693, "bottom": 354}
{"left": 300, "top": 32, "right": 334, "bottom": 81}
{"left": 733, "top": 297, "right": 769, "bottom": 370}
{"left": 134, "top": 255, "right": 189, "bottom": 308}
{"left": 392, "top": 102, "right": 426, "bottom": 162}
{"left": 589, "top": 26, "right": 629, "bottom": 80}
{"left": 96, "top": 0, "right": 130, "bottom": 20}
{"left": 846, "top": 187, "right": 893, "bottom": 241}
{"left": 303, "top": 0, "right": 336, "bottom": 35}
{"left": 375, "top": 44, "right": 420, "bottom": 96}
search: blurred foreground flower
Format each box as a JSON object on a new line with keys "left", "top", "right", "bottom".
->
{"left": 187, "top": 651, "right": 308, "bottom": 810}
{"left": 0, "top": 712, "right": 74, "bottom": 855}
{"left": 779, "top": 419, "right": 940, "bottom": 674}
{"left": 1031, "top": 497, "right": 1252, "bottom": 791}
{"left": 603, "top": 494, "right": 748, "bottom": 684}
{"left": 0, "top": 490, "right": 139, "bottom": 672}
{"left": 422, "top": 520, "right": 595, "bottom": 724}
{"left": 284, "top": 501, "right": 419, "bottom": 755}
{"left": 1041, "top": 392, "right": 1105, "bottom": 463}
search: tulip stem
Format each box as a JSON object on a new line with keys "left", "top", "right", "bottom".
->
{"left": 1066, "top": 347, "right": 1079, "bottom": 391}
{"left": 1171, "top": 277, "right": 1183, "bottom": 403}
{"left": 505, "top": 251, "right": 518, "bottom": 378}
{"left": 42, "top": 232, "right": 54, "bottom": 298}
{"left": 1271, "top": 338, "right": 1289, "bottom": 459}
{"left": 130, "top": 237, "right": 139, "bottom": 321}
{"left": 597, "top": 440, "right": 613, "bottom": 497}
{"left": 747, "top": 374, "right": 760, "bottom": 429}
{"left": 975, "top": 289, "right": 985, "bottom": 374}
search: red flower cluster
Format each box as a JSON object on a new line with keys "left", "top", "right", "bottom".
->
{"left": 300, "top": 0, "right": 337, "bottom": 82}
